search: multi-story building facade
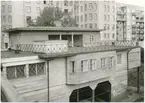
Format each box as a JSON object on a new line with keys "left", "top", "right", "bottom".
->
{"left": 116, "top": 3, "right": 144, "bottom": 41}
{"left": 1, "top": 0, "right": 48, "bottom": 50}
{"left": 73, "top": 1, "right": 116, "bottom": 41}
{"left": 1, "top": 27, "right": 141, "bottom": 102}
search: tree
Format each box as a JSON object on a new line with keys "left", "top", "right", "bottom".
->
{"left": 33, "top": 7, "right": 77, "bottom": 27}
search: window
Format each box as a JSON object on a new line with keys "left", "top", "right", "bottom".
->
{"left": 81, "top": 6, "right": 83, "bottom": 12}
{"left": 107, "top": 15, "right": 110, "bottom": 21}
{"left": 107, "top": 24, "right": 110, "bottom": 30}
{"left": 81, "top": 60, "right": 88, "bottom": 72}
{"left": 6, "top": 65, "right": 26, "bottom": 79}
{"left": 70, "top": 61, "right": 75, "bottom": 74}
{"left": 89, "top": 23, "right": 93, "bottom": 28}
{"left": 95, "top": 13, "right": 97, "bottom": 20}
{"left": 89, "top": 3, "right": 93, "bottom": 9}
{"left": 108, "top": 57, "right": 114, "bottom": 67}
{"left": 95, "top": 23, "right": 97, "bottom": 28}
{"left": 107, "top": 33, "right": 110, "bottom": 39}
{"left": 101, "top": 58, "right": 105, "bottom": 68}
{"left": 112, "top": 24, "right": 115, "bottom": 30}
{"left": 117, "top": 54, "right": 122, "bottom": 64}
{"left": 2, "top": 5, "right": 6, "bottom": 13}
{"left": 76, "top": 16, "right": 79, "bottom": 22}
{"left": 2, "top": 16, "right": 6, "bottom": 23}
{"left": 29, "top": 62, "right": 45, "bottom": 76}
{"left": 8, "top": 15, "right": 12, "bottom": 23}
{"left": 89, "top": 13, "right": 93, "bottom": 20}
{"left": 107, "top": 5, "right": 110, "bottom": 12}
{"left": 81, "top": 15, "right": 83, "bottom": 22}
{"left": 113, "top": 15, "right": 115, "bottom": 22}
{"left": 43, "top": 0, "right": 46, "bottom": 4}
{"left": 104, "top": 33, "right": 106, "bottom": 38}
{"left": 8, "top": 5, "right": 12, "bottom": 12}
{"left": 26, "top": 6, "right": 31, "bottom": 13}
{"left": 112, "top": 33, "right": 115, "bottom": 39}
{"left": 26, "top": 16, "right": 31, "bottom": 24}
{"left": 69, "top": 1, "right": 73, "bottom": 6}
{"left": 81, "top": 25, "right": 83, "bottom": 27}
{"left": 104, "top": 15, "right": 107, "bottom": 21}
{"left": 104, "top": 24, "right": 106, "bottom": 30}
{"left": 85, "top": 24, "right": 87, "bottom": 28}
{"left": 85, "top": 14, "right": 87, "bottom": 21}
{"left": 90, "top": 59, "right": 96, "bottom": 70}
{"left": 95, "top": 3, "right": 97, "bottom": 9}
{"left": 112, "top": 6, "right": 115, "bottom": 12}
{"left": 64, "top": 0, "right": 68, "bottom": 6}
{"left": 85, "top": 4, "right": 87, "bottom": 10}
{"left": 90, "top": 34, "right": 94, "bottom": 42}
{"left": 64, "top": 9, "right": 68, "bottom": 13}
{"left": 5, "top": 43, "right": 8, "bottom": 49}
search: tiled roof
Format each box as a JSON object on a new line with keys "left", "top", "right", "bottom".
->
{"left": 4, "top": 27, "right": 104, "bottom": 33}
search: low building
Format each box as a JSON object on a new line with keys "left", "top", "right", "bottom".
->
{"left": 1, "top": 27, "right": 141, "bottom": 102}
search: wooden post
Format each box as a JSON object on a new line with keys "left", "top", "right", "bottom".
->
{"left": 92, "top": 90, "right": 95, "bottom": 102}
{"left": 77, "top": 89, "right": 79, "bottom": 102}
{"left": 3, "top": 67, "right": 7, "bottom": 79}
{"left": 71, "top": 33, "right": 74, "bottom": 47}
{"left": 137, "top": 67, "right": 140, "bottom": 93}
{"left": 60, "top": 34, "right": 62, "bottom": 40}
{"left": 25, "top": 64, "right": 29, "bottom": 78}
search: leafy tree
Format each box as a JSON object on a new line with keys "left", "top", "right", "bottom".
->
{"left": 31, "top": 7, "right": 77, "bottom": 27}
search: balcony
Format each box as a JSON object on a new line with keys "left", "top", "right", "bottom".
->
{"left": 11, "top": 40, "right": 68, "bottom": 53}
{"left": 10, "top": 40, "right": 138, "bottom": 55}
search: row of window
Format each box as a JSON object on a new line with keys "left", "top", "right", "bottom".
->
{"left": 2, "top": 15, "right": 12, "bottom": 23}
{"left": 83, "top": 23, "right": 97, "bottom": 29}
{"left": 2, "top": 5, "right": 12, "bottom": 13}
{"left": 1, "top": 25, "right": 12, "bottom": 30}
{"left": 104, "top": 24, "right": 116, "bottom": 30}
{"left": 70, "top": 57, "right": 115, "bottom": 74}
{"left": 6, "top": 62, "right": 45, "bottom": 79}
{"left": 75, "top": 13, "right": 97, "bottom": 23}
{"left": 104, "top": 33, "right": 115, "bottom": 39}
{"left": 25, "top": 6, "right": 41, "bottom": 13}
{"left": 84, "top": 3, "right": 97, "bottom": 11}
{"left": 104, "top": 5, "right": 115, "bottom": 13}
{"left": 104, "top": 15, "right": 115, "bottom": 22}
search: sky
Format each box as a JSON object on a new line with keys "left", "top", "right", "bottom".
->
{"left": 115, "top": 0, "right": 145, "bottom": 7}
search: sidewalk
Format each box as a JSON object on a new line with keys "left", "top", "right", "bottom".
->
{"left": 121, "top": 93, "right": 140, "bottom": 102}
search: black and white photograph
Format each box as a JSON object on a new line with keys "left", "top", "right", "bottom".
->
{"left": 1, "top": 0, "right": 144, "bottom": 102}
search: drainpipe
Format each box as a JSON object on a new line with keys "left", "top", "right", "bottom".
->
{"left": 47, "top": 60, "right": 49, "bottom": 102}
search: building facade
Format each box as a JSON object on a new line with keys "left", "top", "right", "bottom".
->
{"left": 116, "top": 3, "right": 144, "bottom": 41}
{"left": 1, "top": 0, "right": 48, "bottom": 50}
{"left": 1, "top": 27, "right": 141, "bottom": 102}
{"left": 73, "top": 1, "right": 116, "bottom": 41}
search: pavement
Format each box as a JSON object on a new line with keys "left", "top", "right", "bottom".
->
{"left": 121, "top": 86, "right": 144, "bottom": 102}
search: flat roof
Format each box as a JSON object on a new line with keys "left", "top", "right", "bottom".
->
{"left": 1, "top": 50, "right": 38, "bottom": 59}
{"left": 4, "top": 27, "right": 104, "bottom": 33}
{"left": 39, "top": 46, "right": 139, "bottom": 59}
{"left": 1, "top": 46, "right": 140, "bottom": 59}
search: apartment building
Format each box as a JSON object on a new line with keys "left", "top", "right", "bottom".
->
{"left": 116, "top": 3, "right": 144, "bottom": 41}
{"left": 1, "top": 0, "right": 48, "bottom": 50}
{"left": 1, "top": 27, "right": 141, "bottom": 102}
{"left": 73, "top": 1, "right": 116, "bottom": 41}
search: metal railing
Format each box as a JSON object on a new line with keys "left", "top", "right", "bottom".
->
{"left": 11, "top": 41, "right": 137, "bottom": 54}
{"left": 14, "top": 43, "right": 68, "bottom": 53}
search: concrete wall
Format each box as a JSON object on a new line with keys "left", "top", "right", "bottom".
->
{"left": 67, "top": 51, "right": 116, "bottom": 84}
